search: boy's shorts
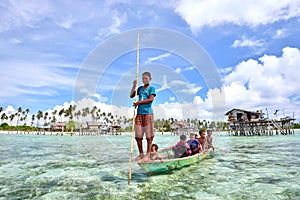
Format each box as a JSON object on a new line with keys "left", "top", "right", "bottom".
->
{"left": 135, "top": 114, "right": 154, "bottom": 139}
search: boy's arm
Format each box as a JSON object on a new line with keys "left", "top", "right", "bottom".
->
{"left": 134, "top": 94, "right": 155, "bottom": 107}
{"left": 130, "top": 80, "right": 138, "bottom": 98}
{"left": 157, "top": 155, "right": 163, "bottom": 160}
{"left": 186, "top": 144, "right": 192, "bottom": 155}
{"left": 130, "top": 85, "right": 137, "bottom": 98}
{"left": 199, "top": 144, "right": 203, "bottom": 152}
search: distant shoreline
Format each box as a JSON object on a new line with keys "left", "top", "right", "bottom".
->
{"left": 0, "top": 130, "right": 175, "bottom": 136}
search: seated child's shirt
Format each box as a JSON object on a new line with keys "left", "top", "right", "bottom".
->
{"left": 187, "top": 139, "right": 200, "bottom": 151}
{"left": 173, "top": 142, "right": 191, "bottom": 158}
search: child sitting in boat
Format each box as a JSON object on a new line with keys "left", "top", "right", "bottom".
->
{"left": 150, "top": 144, "right": 163, "bottom": 161}
{"left": 172, "top": 135, "right": 192, "bottom": 158}
{"left": 198, "top": 130, "right": 207, "bottom": 153}
{"left": 206, "top": 130, "right": 214, "bottom": 150}
{"left": 187, "top": 133, "right": 200, "bottom": 155}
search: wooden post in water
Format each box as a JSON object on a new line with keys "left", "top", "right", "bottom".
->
{"left": 128, "top": 32, "right": 140, "bottom": 185}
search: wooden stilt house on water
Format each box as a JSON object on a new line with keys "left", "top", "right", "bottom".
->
{"left": 225, "top": 108, "right": 295, "bottom": 136}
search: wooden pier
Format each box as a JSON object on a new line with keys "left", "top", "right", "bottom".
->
{"left": 225, "top": 108, "right": 295, "bottom": 136}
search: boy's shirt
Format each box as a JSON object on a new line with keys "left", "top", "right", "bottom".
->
{"left": 187, "top": 139, "right": 200, "bottom": 150}
{"left": 137, "top": 86, "right": 156, "bottom": 114}
{"left": 173, "top": 141, "right": 192, "bottom": 155}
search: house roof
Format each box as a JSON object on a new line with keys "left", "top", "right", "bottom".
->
{"left": 225, "top": 108, "right": 264, "bottom": 116}
{"left": 87, "top": 122, "right": 103, "bottom": 126}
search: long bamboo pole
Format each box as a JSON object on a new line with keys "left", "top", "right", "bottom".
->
{"left": 128, "top": 32, "right": 140, "bottom": 185}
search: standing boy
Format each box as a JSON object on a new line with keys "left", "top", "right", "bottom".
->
{"left": 130, "top": 72, "right": 156, "bottom": 162}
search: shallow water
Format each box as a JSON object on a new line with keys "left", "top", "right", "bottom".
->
{"left": 0, "top": 130, "right": 299, "bottom": 199}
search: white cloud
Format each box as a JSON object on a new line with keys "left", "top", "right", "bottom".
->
{"left": 0, "top": 0, "right": 51, "bottom": 32}
{"left": 178, "top": 85, "right": 202, "bottom": 94}
{"left": 0, "top": 61, "right": 75, "bottom": 98}
{"left": 175, "top": 67, "right": 181, "bottom": 73}
{"left": 4, "top": 105, "right": 16, "bottom": 115}
{"left": 222, "top": 46, "right": 300, "bottom": 118}
{"left": 10, "top": 38, "right": 22, "bottom": 44}
{"left": 145, "top": 53, "right": 171, "bottom": 64}
{"left": 223, "top": 59, "right": 262, "bottom": 85}
{"left": 168, "top": 80, "right": 203, "bottom": 94}
{"left": 232, "top": 36, "right": 264, "bottom": 48}
{"left": 156, "top": 75, "right": 170, "bottom": 92}
{"left": 175, "top": 0, "right": 300, "bottom": 33}
{"left": 56, "top": 15, "right": 75, "bottom": 29}
{"left": 174, "top": 65, "right": 195, "bottom": 73}
{"left": 219, "top": 67, "right": 234, "bottom": 74}
{"left": 95, "top": 9, "right": 127, "bottom": 41}
{"left": 273, "top": 28, "right": 289, "bottom": 39}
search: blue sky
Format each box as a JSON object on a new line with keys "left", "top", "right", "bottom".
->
{"left": 1, "top": 0, "right": 300, "bottom": 121}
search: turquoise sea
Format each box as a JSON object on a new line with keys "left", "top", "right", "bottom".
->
{"left": 0, "top": 130, "right": 299, "bottom": 200}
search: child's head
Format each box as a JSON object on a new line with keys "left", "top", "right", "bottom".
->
{"left": 207, "top": 130, "right": 212, "bottom": 136}
{"left": 199, "top": 130, "right": 206, "bottom": 138}
{"left": 151, "top": 144, "right": 158, "bottom": 152}
{"left": 189, "top": 133, "right": 195, "bottom": 140}
{"left": 180, "top": 135, "right": 187, "bottom": 143}
{"left": 142, "top": 72, "right": 152, "bottom": 84}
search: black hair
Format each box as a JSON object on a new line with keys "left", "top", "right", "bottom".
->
{"left": 180, "top": 135, "right": 187, "bottom": 140}
{"left": 152, "top": 144, "right": 158, "bottom": 151}
{"left": 142, "top": 72, "right": 152, "bottom": 79}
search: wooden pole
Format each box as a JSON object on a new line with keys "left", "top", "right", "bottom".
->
{"left": 128, "top": 32, "right": 140, "bottom": 185}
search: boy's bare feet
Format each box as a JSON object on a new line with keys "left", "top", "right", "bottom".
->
{"left": 134, "top": 154, "right": 144, "bottom": 162}
{"left": 141, "top": 153, "right": 151, "bottom": 162}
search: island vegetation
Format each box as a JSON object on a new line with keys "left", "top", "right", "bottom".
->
{"left": 0, "top": 106, "right": 231, "bottom": 133}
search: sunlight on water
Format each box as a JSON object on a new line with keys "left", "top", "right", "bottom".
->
{"left": 0, "top": 131, "right": 299, "bottom": 199}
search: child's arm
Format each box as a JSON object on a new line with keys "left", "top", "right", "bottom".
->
{"left": 157, "top": 155, "right": 163, "bottom": 161}
{"left": 199, "top": 144, "right": 203, "bottom": 152}
{"left": 130, "top": 80, "right": 137, "bottom": 98}
{"left": 133, "top": 94, "right": 155, "bottom": 107}
{"left": 185, "top": 144, "right": 192, "bottom": 155}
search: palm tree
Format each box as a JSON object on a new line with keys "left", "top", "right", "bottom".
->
{"left": 24, "top": 108, "right": 30, "bottom": 126}
{"left": 96, "top": 108, "right": 101, "bottom": 121}
{"left": 9, "top": 114, "right": 15, "bottom": 126}
{"left": 75, "top": 110, "right": 81, "bottom": 121}
{"left": 91, "top": 106, "right": 97, "bottom": 122}
{"left": 64, "top": 105, "right": 76, "bottom": 133}
{"left": 21, "top": 110, "right": 26, "bottom": 126}
{"left": 16, "top": 107, "right": 22, "bottom": 124}
{"left": 0, "top": 106, "right": 3, "bottom": 116}
{"left": 16, "top": 107, "right": 22, "bottom": 133}
{"left": 1, "top": 112, "right": 7, "bottom": 124}
{"left": 58, "top": 108, "right": 64, "bottom": 122}
{"left": 82, "top": 107, "right": 90, "bottom": 122}
{"left": 36, "top": 110, "right": 43, "bottom": 134}
{"left": 43, "top": 112, "right": 49, "bottom": 134}
{"left": 31, "top": 114, "right": 35, "bottom": 126}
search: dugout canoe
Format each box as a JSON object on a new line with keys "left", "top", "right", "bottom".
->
{"left": 137, "top": 147, "right": 213, "bottom": 175}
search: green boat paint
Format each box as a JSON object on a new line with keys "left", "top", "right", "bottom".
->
{"left": 137, "top": 148, "right": 214, "bottom": 174}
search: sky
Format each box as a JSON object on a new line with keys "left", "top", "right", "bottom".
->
{"left": 1, "top": 0, "right": 300, "bottom": 122}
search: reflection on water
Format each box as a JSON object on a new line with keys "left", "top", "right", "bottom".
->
{"left": 0, "top": 131, "right": 299, "bottom": 199}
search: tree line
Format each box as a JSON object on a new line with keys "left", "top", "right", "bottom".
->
{"left": 0, "top": 105, "right": 232, "bottom": 132}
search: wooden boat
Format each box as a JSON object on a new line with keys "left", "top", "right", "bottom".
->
{"left": 137, "top": 147, "right": 214, "bottom": 175}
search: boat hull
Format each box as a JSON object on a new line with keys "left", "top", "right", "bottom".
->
{"left": 137, "top": 149, "right": 213, "bottom": 174}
